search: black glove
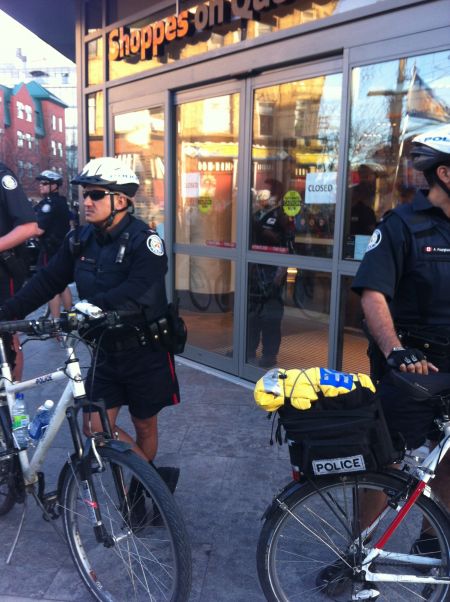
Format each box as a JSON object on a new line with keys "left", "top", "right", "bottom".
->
{"left": 387, "top": 347, "right": 426, "bottom": 368}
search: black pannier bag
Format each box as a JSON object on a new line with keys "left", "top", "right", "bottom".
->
{"left": 278, "top": 391, "right": 404, "bottom": 479}
{"left": 254, "top": 367, "right": 404, "bottom": 479}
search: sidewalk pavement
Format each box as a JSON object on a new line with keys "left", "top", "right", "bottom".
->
{"left": 0, "top": 329, "right": 291, "bottom": 602}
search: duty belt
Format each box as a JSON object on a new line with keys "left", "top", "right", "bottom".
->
{"left": 396, "top": 325, "right": 450, "bottom": 356}
{"left": 98, "top": 317, "right": 171, "bottom": 353}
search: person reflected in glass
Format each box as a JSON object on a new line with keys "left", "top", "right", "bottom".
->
{"left": 248, "top": 179, "right": 289, "bottom": 368}
{"left": 349, "top": 163, "right": 378, "bottom": 235}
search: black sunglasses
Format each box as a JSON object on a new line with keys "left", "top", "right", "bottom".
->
{"left": 82, "top": 190, "right": 118, "bottom": 201}
{"left": 39, "top": 181, "right": 51, "bottom": 186}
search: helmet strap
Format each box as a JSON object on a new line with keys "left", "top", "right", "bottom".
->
{"left": 99, "top": 193, "right": 128, "bottom": 230}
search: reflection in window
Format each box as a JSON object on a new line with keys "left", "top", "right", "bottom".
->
{"left": 176, "top": 94, "right": 239, "bottom": 247}
{"left": 114, "top": 108, "right": 165, "bottom": 230}
{"left": 247, "top": 264, "right": 330, "bottom": 368}
{"left": 87, "top": 91, "right": 104, "bottom": 160}
{"left": 251, "top": 74, "right": 342, "bottom": 259}
{"left": 87, "top": 37, "right": 103, "bottom": 86}
{"left": 175, "top": 255, "right": 234, "bottom": 356}
{"left": 107, "top": 1, "right": 384, "bottom": 81}
{"left": 344, "top": 50, "right": 450, "bottom": 260}
{"left": 339, "top": 276, "right": 369, "bottom": 375}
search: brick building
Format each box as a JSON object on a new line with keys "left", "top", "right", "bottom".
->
{"left": 0, "top": 80, "right": 67, "bottom": 200}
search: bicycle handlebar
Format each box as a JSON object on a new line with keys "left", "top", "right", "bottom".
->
{"left": 0, "top": 309, "right": 140, "bottom": 336}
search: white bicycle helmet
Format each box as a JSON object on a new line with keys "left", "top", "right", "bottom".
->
{"left": 36, "top": 170, "right": 63, "bottom": 185}
{"left": 410, "top": 124, "right": 450, "bottom": 172}
{"left": 71, "top": 157, "right": 139, "bottom": 198}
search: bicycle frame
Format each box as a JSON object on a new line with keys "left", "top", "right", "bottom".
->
{"left": 0, "top": 334, "right": 89, "bottom": 486}
{"left": 360, "top": 420, "right": 450, "bottom": 585}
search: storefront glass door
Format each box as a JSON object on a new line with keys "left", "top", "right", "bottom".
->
{"left": 175, "top": 91, "right": 240, "bottom": 359}
{"left": 246, "top": 70, "right": 342, "bottom": 371}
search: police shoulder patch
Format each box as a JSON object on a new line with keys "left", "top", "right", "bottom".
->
{"left": 1, "top": 175, "right": 17, "bottom": 190}
{"left": 146, "top": 234, "right": 164, "bottom": 256}
{"left": 41, "top": 203, "right": 51, "bottom": 213}
{"left": 366, "top": 228, "right": 382, "bottom": 252}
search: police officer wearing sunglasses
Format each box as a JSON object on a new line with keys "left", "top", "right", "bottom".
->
{"left": 0, "top": 157, "right": 181, "bottom": 501}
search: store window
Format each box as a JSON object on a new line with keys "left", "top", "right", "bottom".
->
{"left": 250, "top": 74, "right": 342, "bottom": 259}
{"left": 114, "top": 107, "right": 165, "bottom": 230}
{"left": 175, "top": 255, "right": 234, "bottom": 357}
{"left": 246, "top": 263, "right": 331, "bottom": 368}
{"left": 339, "top": 276, "right": 370, "bottom": 375}
{"left": 87, "top": 91, "right": 104, "bottom": 160}
{"left": 107, "top": 1, "right": 385, "bottom": 82}
{"left": 176, "top": 93, "right": 239, "bottom": 248}
{"left": 87, "top": 37, "right": 103, "bottom": 86}
{"left": 343, "top": 49, "right": 450, "bottom": 260}
{"left": 17, "top": 131, "right": 23, "bottom": 147}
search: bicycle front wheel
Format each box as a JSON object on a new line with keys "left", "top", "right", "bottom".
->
{"left": 61, "top": 446, "right": 191, "bottom": 602}
{"left": 257, "top": 472, "right": 450, "bottom": 602}
{"left": 0, "top": 410, "right": 18, "bottom": 515}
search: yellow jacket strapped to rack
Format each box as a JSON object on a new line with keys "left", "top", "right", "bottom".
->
{"left": 254, "top": 367, "right": 375, "bottom": 412}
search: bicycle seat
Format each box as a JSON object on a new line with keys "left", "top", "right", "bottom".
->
{"left": 383, "top": 370, "right": 450, "bottom": 401}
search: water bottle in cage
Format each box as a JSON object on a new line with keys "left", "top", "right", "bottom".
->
{"left": 28, "top": 400, "right": 55, "bottom": 442}
{"left": 11, "top": 393, "right": 30, "bottom": 449}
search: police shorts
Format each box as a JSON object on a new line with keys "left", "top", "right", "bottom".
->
{"left": 84, "top": 345, "right": 180, "bottom": 420}
{"left": 377, "top": 380, "right": 439, "bottom": 449}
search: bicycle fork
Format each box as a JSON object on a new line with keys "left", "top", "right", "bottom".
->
{"left": 65, "top": 400, "right": 131, "bottom": 547}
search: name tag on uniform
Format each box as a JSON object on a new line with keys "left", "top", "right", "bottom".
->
{"left": 266, "top": 217, "right": 276, "bottom": 226}
{"left": 422, "top": 245, "right": 450, "bottom": 256}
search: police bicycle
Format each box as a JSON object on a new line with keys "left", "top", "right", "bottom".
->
{"left": 256, "top": 370, "right": 450, "bottom": 602}
{"left": 0, "top": 306, "right": 191, "bottom": 602}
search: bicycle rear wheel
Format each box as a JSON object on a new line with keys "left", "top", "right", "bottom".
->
{"left": 61, "top": 446, "right": 191, "bottom": 602}
{"left": 257, "top": 472, "right": 450, "bottom": 602}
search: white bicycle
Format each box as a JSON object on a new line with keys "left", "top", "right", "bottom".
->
{"left": 0, "top": 307, "right": 191, "bottom": 601}
{"left": 257, "top": 370, "right": 450, "bottom": 601}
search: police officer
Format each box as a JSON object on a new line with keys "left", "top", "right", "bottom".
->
{"left": 249, "top": 179, "right": 289, "bottom": 367}
{"left": 35, "top": 170, "right": 72, "bottom": 318}
{"left": 0, "top": 162, "right": 38, "bottom": 379}
{"left": 0, "top": 157, "right": 180, "bottom": 498}
{"left": 352, "top": 123, "right": 450, "bottom": 553}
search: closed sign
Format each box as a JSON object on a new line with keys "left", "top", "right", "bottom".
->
{"left": 305, "top": 172, "right": 337, "bottom": 205}
{"left": 312, "top": 454, "right": 366, "bottom": 475}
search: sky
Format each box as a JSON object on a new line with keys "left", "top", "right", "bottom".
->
{"left": 0, "top": 9, "right": 74, "bottom": 86}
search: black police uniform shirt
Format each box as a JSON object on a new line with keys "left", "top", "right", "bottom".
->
{"left": 1, "top": 213, "right": 179, "bottom": 406}
{"left": 352, "top": 189, "right": 450, "bottom": 331}
{"left": 0, "top": 163, "right": 36, "bottom": 302}
{"left": 35, "top": 192, "right": 71, "bottom": 263}
{"left": 252, "top": 204, "right": 289, "bottom": 249}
